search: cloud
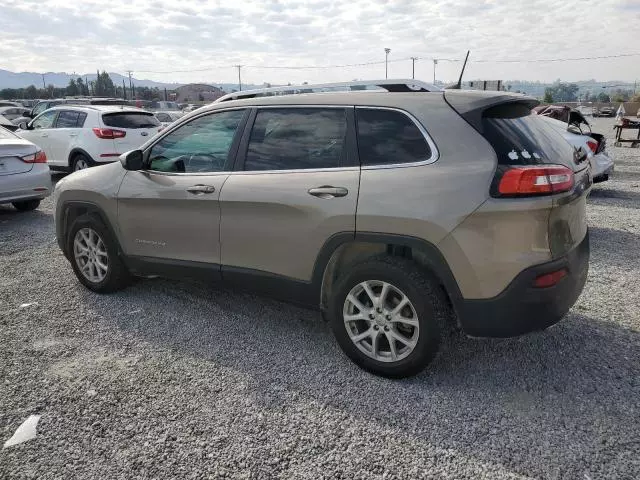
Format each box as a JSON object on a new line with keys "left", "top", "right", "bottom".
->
{"left": 0, "top": 0, "right": 638, "bottom": 86}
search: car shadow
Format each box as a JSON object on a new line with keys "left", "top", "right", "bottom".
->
{"left": 78, "top": 277, "right": 640, "bottom": 478}
{"left": 588, "top": 186, "right": 640, "bottom": 209}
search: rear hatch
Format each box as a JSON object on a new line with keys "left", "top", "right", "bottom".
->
{"left": 0, "top": 129, "right": 37, "bottom": 176}
{"left": 445, "top": 91, "right": 590, "bottom": 258}
{"left": 100, "top": 111, "right": 161, "bottom": 154}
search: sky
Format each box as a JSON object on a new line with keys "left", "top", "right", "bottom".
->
{"left": 1, "top": 0, "right": 639, "bottom": 86}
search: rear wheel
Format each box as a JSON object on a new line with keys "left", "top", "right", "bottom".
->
{"left": 12, "top": 199, "right": 41, "bottom": 211}
{"left": 67, "top": 215, "right": 131, "bottom": 293}
{"left": 328, "top": 255, "right": 450, "bottom": 378}
{"left": 72, "top": 154, "right": 92, "bottom": 171}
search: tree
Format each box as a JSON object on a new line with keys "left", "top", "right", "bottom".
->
{"left": 25, "top": 85, "right": 38, "bottom": 99}
{"left": 66, "top": 79, "right": 79, "bottom": 96}
{"left": 544, "top": 82, "right": 579, "bottom": 102}
{"left": 76, "top": 77, "right": 88, "bottom": 96}
{"left": 543, "top": 88, "right": 553, "bottom": 103}
{"left": 597, "top": 92, "right": 610, "bottom": 102}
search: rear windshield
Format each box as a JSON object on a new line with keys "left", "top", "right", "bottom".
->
{"left": 0, "top": 126, "right": 17, "bottom": 139}
{"left": 102, "top": 112, "right": 160, "bottom": 129}
{"left": 482, "top": 103, "right": 577, "bottom": 168}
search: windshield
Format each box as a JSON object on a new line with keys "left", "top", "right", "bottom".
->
{"left": 482, "top": 103, "right": 579, "bottom": 170}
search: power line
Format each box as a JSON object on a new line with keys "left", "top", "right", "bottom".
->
{"left": 471, "top": 52, "right": 640, "bottom": 63}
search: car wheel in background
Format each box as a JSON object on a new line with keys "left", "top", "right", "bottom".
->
{"left": 328, "top": 255, "right": 451, "bottom": 378}
{"left": 67, "top": 215, "right": 131, "bottom": 293}
{"left": 12, "top": 199, "right": 41, "bottom": 211}
{"left": 72, "top": 154, "right": 92, "bottom": 172}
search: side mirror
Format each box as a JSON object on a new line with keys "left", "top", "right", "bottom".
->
{"left": 18, "top": 122, "right": 28, "bottom": 130}
{"left": 120, "top": 150, "right": 144, "bottom": 171}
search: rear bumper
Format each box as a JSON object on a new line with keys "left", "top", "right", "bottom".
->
{"left": 457, "top": 232, "right": 589, "bottom": 338}
{"left": 0, "top": 165, "right": 52, "bottom": 204}
{"left": 592, "top": 152, "right": 614, "bottom": 179}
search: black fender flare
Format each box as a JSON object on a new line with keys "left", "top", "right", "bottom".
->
{"left": 310, "top": 231, "right": 463, "bottom": 310}
{"left": 57, "top": 201, "right": 123, "bottom": 258}
{"left": 68, "top": 148, "right": 97, "bottom": 168}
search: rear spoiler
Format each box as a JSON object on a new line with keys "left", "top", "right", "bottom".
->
{"left": 444, "top": 90, "right": 539, "bottom": 133}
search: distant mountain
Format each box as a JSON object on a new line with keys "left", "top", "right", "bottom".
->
{"left": 0, "top": 70, "right": 180, "bottom": 89}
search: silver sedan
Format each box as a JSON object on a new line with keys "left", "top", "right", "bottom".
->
{"left": 0, "top": 126, "right": 52, "bottom": 211}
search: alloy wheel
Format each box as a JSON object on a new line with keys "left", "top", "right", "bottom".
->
{"left": 73, "top": 227, "right": 109, "bottom": 283}
{"left": 343, "top": 280, "right": 419, "bottom": 363}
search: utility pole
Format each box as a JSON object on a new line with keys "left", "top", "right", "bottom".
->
{"left": 384, "top": 48, "right": 391, "bottom": 79}
{"left": 41, "top": 74, "right": 46, "bottom": 89}
{"left": 85, "top": 76, "right": 89, "bottom": 96}
{"left": 126, "top": 70, "right": 134, "bottom": 100}
{"left": 122, "top": 79, "right": 127, "bottom": 100}
{"left": 432, "top": 59, "right": 438, "bottom": 85}
{"left": 234, "top": 65, "right": 242, "bottom": 91}
{"left": 410, "top": 57, "right": 418, "bottom": 79}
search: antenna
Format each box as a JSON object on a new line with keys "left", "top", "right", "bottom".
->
{"left": 456, "top": 50, "right": 470, "bottom": 89}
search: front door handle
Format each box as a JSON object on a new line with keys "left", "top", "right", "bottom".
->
{"left": 308, "top": 186, "right": 348, "bottom": 199}
{"left": 69, "top": 133, "right": 78, "bottom": 137}
{"left": 41, "top": 133, "right": 48, "bottom": 137}
{"left": 187, "top": 184, "right": 216, "bottom": 194}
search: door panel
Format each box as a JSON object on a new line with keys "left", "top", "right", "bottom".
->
{"left": 117, "top": 171, "right": 229, "bottom": 265}
{"left": 18, "top": 110, "right": 57, "bottom": 162}
{"left": 219, "top": 169, "right": 359, "bottom": 281}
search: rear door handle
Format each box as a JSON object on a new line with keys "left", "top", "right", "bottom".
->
{"left": 187, "top": 184, "right": 216, "bottom": 194}
{"left": 41, "top": 133, "right": 48, "bottom": 137}
{"left": 308, "top": 186, "right": 348, "bottom": 199}
{"left": 69, "top": 133, "right": 78, "bottom": 137}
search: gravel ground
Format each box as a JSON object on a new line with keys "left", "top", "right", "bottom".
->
{"left": 1, "top": 117, "right": 639, "bottom": 479}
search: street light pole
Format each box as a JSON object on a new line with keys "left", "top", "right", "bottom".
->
{"left": 235, "top": 65, "right": 242, "bottom": 91}
{"left": 384, "top": 48, "right": 391, "bottom": 79}
{"left": 432, "top": 59, "right": 438, "bottom": 84}
{"left": 410, "top": 57, "right": 418, "bottom": 79}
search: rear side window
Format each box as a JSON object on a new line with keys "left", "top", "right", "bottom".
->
{"left": 102, "top": 112, "right": 160, "bottom": 129}
{"left": 356, "top": 108, "right": 431, "bottom": 166}
{"left": 55, "top": 111, "right": 81, "bottom": 128}
{"left": 77, "top": 112, "right": 87, "bottom": 128}
{"left": 482, "top": 103, "right": 576, "bottom": 168}
{"left": 245, "top": 108, "right": 347, "bottom": 171}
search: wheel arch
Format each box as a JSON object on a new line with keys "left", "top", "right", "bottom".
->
{"left": 68, "top": 148, "right": 96, "bottom": 168}
{"left": 314, "top": 232, "right": 463, "bottom": 318}
{"left": 58, "top": 201, "right": 123, "bottom": 259}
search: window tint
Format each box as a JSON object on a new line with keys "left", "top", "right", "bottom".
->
{"left": 156, "top": 113, "right": 171, "bottom": 122}
{"left": 245, "top": 108, "right": 347, "bottom": 171}
{"left": 102, "top": 112, "right": 160, "bottom": 129}
{"left": 356, "top": 108, "right": 431, "bottom": 166}
{"left": 482, "top": 103, "right": 576, "bottom": 168}
{"left": 55, "top": 110, "right": 81, "bottom": 128}
{"left": 77, "top": 112, "right": 87, "bottom": 128}
{"left": 148, "top": 109, "right": 245, "bottom": 173}
{"left": 31, "top": 110, "right": 57, "bottom": 129}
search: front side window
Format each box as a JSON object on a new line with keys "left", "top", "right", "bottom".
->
{"left": 356, "top": 108, "right": 431, "bottom": 166}
{"left": 55, "top": 110, "right": 81, "bottom": 128}
{"left": 148, "top": 109, "right": 245, "bottom": 173}
{"left": 31, "top": 110, "right": 57, "bottom": 129}
{"left": 31, "top": 102, "right": 50, "bottom": 116}
{"left": 156, "top": 113, "right": 171, "bottom": 123}
{"left": 245, "top": 108, "right": 347, "bottom": 171}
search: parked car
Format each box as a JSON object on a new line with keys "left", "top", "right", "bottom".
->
{"left": 0, "top": 106, "right": 31, "bottom": 123}
{"left": 594, "top": 106, "right": 615, "bottom": 117}
{"left": 16, "top": 105, "right": 162, "bottom": 171}
{"left": 534, "top": 105, "right": 614, "bottom": 182}
{"left": 0, "top": 125, "right": 51, "bottom": 211}
{"left": 53, "top": 80, "right": 591, "bottom": 378}
{"left": 154, "top": 110, "right": 184, "bottom": 126}
{"left": 0, "top": 101, "right": 20, "bottom": 108}
{"left": 150, "top": 101, "right": 181, "bottom": 111}
{"left": 0, "top": 115, "right": 18, "bottom": 132}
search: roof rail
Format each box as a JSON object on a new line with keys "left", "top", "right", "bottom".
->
{"left": 215, "top": 79, "right": 441, "bottom": 103}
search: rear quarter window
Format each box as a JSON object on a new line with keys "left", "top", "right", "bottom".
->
{"left": 102, "top": 112, "right": 160, "bottom": 129}
{"left": 356, "top": 108, "right": 432, "bottom": 166}
{"left": 482, "top": 103, "right": 577, "bottom": 168}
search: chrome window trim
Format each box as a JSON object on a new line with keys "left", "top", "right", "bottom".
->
{"left": 355, "top": 106, "right": 440, "bottom": 170}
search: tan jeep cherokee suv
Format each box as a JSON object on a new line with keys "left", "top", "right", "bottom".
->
{"left": 54, "top": 80, "right": 590, "bottom": 377}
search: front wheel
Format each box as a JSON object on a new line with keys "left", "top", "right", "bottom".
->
{"left": 328, "top": 256, "right": 451, "bottom": 378}
{"left": 67, "top": 215, "right": 131, "bottom": 293}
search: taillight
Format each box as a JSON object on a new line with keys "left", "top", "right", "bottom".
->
{"left": 496, "top": 165, "right": 574, "bottom": 197}
{"left": 21, "top": 150, "right": 47, "bottom": 164}
{"left": 533, "top": 268, "right": 567, "bottom": 288}
{"left": 92, "top": 128, "right": 126, "bottom": 139}
{"left": 586, "top": 140, "right": 598, "bottom": 154}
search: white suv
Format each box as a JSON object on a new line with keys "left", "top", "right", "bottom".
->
{"left": 17, "top": 105, "right": 163, "bottom": 171}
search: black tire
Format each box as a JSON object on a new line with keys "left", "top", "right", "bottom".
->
{"left": 328, "top": 255, "right": 451, "bottom": 378}
{"left": 67, "top": 215, "right": 131, "bottom": 293}
{"left": 12, "top": 199, "right": 41, "bottom": 211}
{"left": 71, "top": 153, "right": 92, "bottom": 171}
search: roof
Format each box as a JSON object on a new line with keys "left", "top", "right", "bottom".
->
{"left": 45, "top": 105, "right": 152, "bottom": 114}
